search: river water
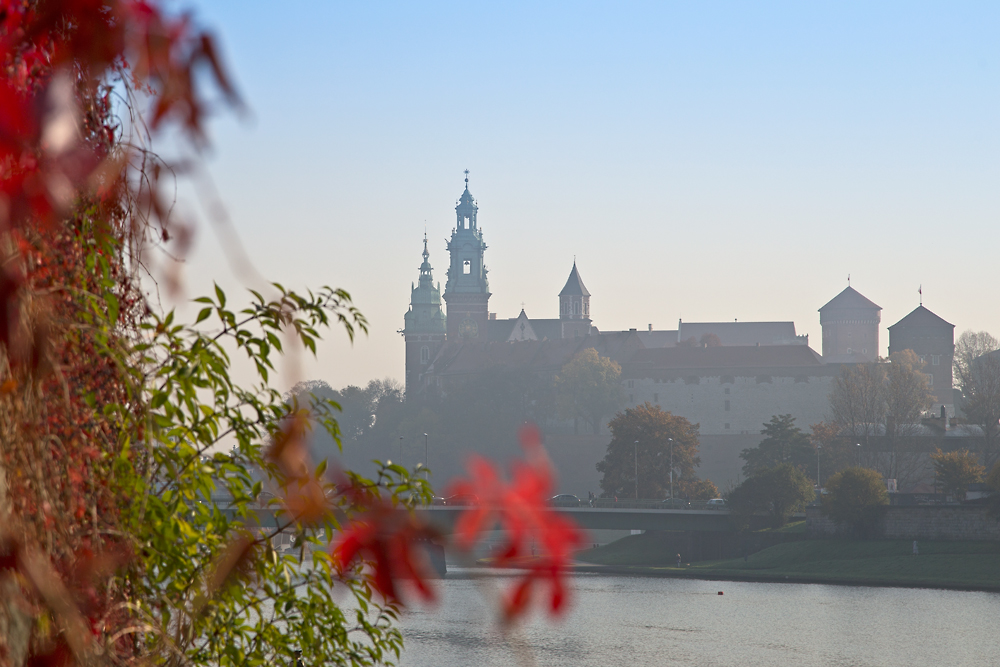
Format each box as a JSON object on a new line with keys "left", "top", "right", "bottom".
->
{"left": 398, "top": 569, "right": 1000, "bottom": 667}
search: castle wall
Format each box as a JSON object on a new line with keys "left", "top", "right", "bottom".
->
{"left": 622, "top": 374, "right": 835, "bottom": 437}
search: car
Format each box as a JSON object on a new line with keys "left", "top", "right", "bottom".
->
{"left": 705, "top": 498, "right": 727, "bottom": 510}
{"left": 430, "top": 496, "right": 447, "bottom": 506}
{"left": 549, "top": 494, "right": 581, "bottom": 507}
{"left": 443, "top": 493, "right": 479, "bottom": 506}
{"left": 661, "top": 497, "right": 690, "bottom": 510}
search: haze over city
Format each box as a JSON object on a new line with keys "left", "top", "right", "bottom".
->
{"left": 171, "top": 1, "right": 1000, "bottom": 391}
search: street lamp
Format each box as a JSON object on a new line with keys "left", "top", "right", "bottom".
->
{"left": 856, "top": 442, "right": 861, "bottom": 467}
{"left": 816, "top": 444, "right": 822, "bottom": 487}
{"left": 634, "top": 440, "right": 639, "bottom": 500}
{"left": 668, "top": 438, "right": 674, "bottom": 500}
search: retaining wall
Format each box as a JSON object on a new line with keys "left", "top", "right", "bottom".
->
{"left": 806, "top": 504, "right": 1000, "bottom": 541}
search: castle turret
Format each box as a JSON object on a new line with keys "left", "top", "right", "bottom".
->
{"left": 819, "top": 286, "right": 881, "bottom": 363}
{"left": 443, "top": 171, "right": 490, "bottom": 341}
{"left": 559, "top": 261, "right": 592, "bottom": 338}
{"left": 403, "top": 233, "right": 447, "bottom": 393}
{"left": 888, "top": 304, "right": 955, "bottom": 416}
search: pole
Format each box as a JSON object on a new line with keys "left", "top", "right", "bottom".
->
{"left": 634, "top": 440, "right": 639, "bottom": 500}
{"left": 668, "top": 438, "right": 674, "bottom": 500}
{"left": 399, "top": 436, "right": 403, "bottom": 466}
{"left": 423, "top": 433, "right": 428, "bottom": 473}
{"left": 856, "top": 443, "right": 861, "bottom": 467}
{"left": 816, "top": 444, "right": 821, "bottom": 487}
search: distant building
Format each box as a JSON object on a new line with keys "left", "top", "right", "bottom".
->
{"left": 400, "top": 175, "right": 968, "bottom": 486}
{"left": 888, "top": 305, "right": 955, "bottom": 417}
{"left": 402, "top": 233, "right": 447, "bottom": 393}
{"left": 819, "top": 286, "right": 881, "bottom": 363}
{"left": 443, "top": 173, "right": 491, "bottom": 343}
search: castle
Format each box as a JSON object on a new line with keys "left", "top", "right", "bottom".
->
{"left": 402, "top": 176, "right": 957, "bottom": 483}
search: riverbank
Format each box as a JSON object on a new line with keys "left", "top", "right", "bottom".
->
{"left": 575, "top": 532, "right": 1000, "bottom": 591}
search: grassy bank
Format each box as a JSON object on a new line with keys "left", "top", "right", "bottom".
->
{"left": 577, "top": 532, "right": 1000, "bottom": 591}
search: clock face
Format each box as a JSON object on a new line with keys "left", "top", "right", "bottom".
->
{"left": 459, "top": 318, "right": 479, "bottom": 338}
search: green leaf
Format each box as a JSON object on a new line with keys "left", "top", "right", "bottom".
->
{"left": 195, "top": 307, "right": 213, "bottom": 324}
{"left": 214, "top": 283, "right": 227, "bottom": 308}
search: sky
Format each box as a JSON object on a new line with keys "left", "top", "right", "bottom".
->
{"left": 168, "top": 1, "right": 1000, "bottom": 391}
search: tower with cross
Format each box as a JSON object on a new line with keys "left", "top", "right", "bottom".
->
{"left": 443, "top": 171, "right": 491, "bottom": 342}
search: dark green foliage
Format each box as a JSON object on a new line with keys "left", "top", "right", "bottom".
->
{"left": 740, "top": 415, "right": 815, "bottom": 478}
{"left": 822, "top": 467, "right": 889, "bottom": 539}
{"left": 726, "top": 464, "right": 816, "bottom": 529}
{"left": 596, "top": 403, "right": 711, "bottom": 499}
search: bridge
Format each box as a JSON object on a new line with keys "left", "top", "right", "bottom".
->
{"left": 227, "top": 505, "right": 734, "bottom": 533}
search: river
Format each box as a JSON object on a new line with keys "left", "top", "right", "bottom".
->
{"left": 398, "top": 569, "right": 1000, "bottom": 666}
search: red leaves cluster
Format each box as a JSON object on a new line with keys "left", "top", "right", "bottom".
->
{"left": 0, "top": 0, "right": 238, "bottom": 353}
{"left": 449, "top": 424, "right": 584, "bottom": 620}
{"left": 330, "top": 487, "right": 440, "bottom": 605}
{"left": 330, "top": 424, "right": 585, "bottom": 622}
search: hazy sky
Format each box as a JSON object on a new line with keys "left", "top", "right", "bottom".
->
{"left": 174, "top": 1, "right": 1000, "bottom": 390}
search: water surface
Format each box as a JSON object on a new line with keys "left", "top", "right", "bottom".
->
{"left": 400, "top": 569, "right": 1000, "bottom": 666}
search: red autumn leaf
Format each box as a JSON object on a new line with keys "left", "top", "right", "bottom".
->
{"left": 330, "top": 484, "right": 439, "bottom": 605}
{"left": 447, "top": 423, "right": 585, "bottom": 621}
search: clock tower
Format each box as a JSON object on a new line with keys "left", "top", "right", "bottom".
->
{"left": 443, "top": 172, "right": 491, "bottom": 342}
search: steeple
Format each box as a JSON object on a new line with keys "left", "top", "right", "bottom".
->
{"left": 444, "top": 171, "right": 491, "bottom": 341}
{"left": 559, "top": 260, "right": 592, "bottom": 337}
{"left": 403, "top": 233, "right": 447, "bottom": 393}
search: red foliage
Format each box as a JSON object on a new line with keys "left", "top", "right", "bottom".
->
{"left": 448, "top": 424, "right": 585, "bottom": 619}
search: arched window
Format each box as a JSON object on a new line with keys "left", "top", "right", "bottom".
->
{"left": 420, "top": 346, "right": 430, "bottom": 364}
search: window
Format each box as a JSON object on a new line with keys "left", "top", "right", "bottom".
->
{"left": 932, "top": 355, "right": 940, "bottom": 366}
{"left": 463, "top": 259, "right": 471, "bottom": 275}
{"left": 862, "top": 349, "right": 867, "bottom": 355}
{"left": 847, "top": 348, "right": 852, "bottom": 354}
{"left": 724, "top": 388, "right": 730, "bottom": 395}
{"left": 725, "top": 400, "right": 730, "bottom": 411}
{"left": 420, "top": 346, "right": 430, "bottom": 364}
{"left": 627, "top": 380, "right": 634, "bottom": 388}
{"left": 926, "top": 374, "right": 933, "bottom": 386}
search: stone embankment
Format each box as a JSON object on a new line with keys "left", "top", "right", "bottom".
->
{"left": 806, "top": 505, "right": 1000, "bottom": 541}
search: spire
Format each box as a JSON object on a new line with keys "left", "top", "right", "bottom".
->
{"left": 454, "top": 169, "right": 479, "bottom": 230}
{"left": 559, "top": 260, "right": 591, "bottom": 296}
{"left": 418, "top": 231, "right": 434, "bottom": 285}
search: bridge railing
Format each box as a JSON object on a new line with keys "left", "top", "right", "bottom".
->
{"left": 564, "top": 499, "right": 726, "bottom": 511}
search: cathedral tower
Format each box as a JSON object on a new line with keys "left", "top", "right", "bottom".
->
{"left": 403, "top": 233, "right": 447, "bottom": 393}
{"left": 559, "top": 261, "right": 592, "bottom": 338}
{"left": 443, "top": 172, "right": 490, "bottom": 341}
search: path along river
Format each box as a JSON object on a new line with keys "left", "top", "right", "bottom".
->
{"left": 397, "top": 569, "right": 1000, "bottom": 667}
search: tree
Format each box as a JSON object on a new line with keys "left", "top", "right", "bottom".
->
{"left": 740, "top": 415, "right": 814, "bottom": 477}
{"left": 930, "top": 449, "right": 985, "bottom": 499}
{"left": 0, "top": 4, "right": 582, "bottom": 665}
{"left": 954, "top": 330, "right": 1000, "bottom": 468}
{"left": 821, "top": 468, "right": 889, "bottom": 538}
{"left": 554, "top": 348, "right": 624, "bottom": 434}
{"left": 828, "top": 353, "right": 931, "bottom": 485}
{"left": 726, "top": 464, "right": 815, "bottom": 529}
{"left": 829, "top": 362, "right": 887, "bottom": 461}
{"left": 883, "top": 350, "right": 932, "bottom": 485}
{"left": 809, "top": 421, "right": 854, "bottom": 484}
{"left": 596, "top": 403, "right": 706, "bottom": 499}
